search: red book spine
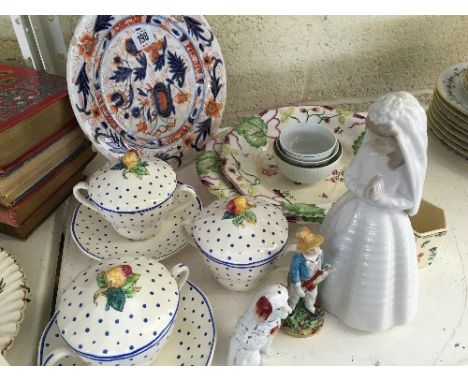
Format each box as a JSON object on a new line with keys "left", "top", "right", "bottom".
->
{"left": 0, "top": 64, "right": 68, "bottom": 133}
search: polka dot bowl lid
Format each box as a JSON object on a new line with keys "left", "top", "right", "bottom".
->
{"left": 56, "top": 256, "right": 180, "bottom": 359}
{"left": 86, "top": 150, "right": 177, "bottom": 212}
{"left": 190, "top": 196, "right": 288, "bottom": 266}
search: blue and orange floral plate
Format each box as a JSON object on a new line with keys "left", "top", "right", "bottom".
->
{"left": 67, "top": 15, "right": 226, "bottom": 169}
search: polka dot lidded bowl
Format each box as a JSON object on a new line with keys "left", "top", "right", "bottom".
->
{"left": 184, "top": 196, "right": 288, "bottom": 291}
{"left": 46, "top": 255, "right": 189, "bottom": 366}
{"left": 73, "top": 150, "right": 198, "bottom": 240}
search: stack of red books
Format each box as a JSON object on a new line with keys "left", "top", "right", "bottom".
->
{"left": 0, "top": 64, "right": 95, "bottom": 239}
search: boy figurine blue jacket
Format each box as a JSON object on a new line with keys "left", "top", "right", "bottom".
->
{"left": 289, "top": 252, "right": 312, "bottom": 284}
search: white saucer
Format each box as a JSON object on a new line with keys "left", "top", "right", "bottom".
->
{"left": 70, "top": 183, "right": 202, "bottom": 261}
{"left": 38, "top": 281, "right": 216, "bottom": 366}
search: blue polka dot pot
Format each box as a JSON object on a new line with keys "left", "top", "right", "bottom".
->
{"left": 184, "top": 196, "right": 289, "bottom": 291}
{"left": 45, "top": 256, "right": 189, "bottom": 366}
{"left": 73, "top": 150, "right": 197, "bottom": 240}
{"left": 38, "top": 281, "right": 216, "bottom": 366}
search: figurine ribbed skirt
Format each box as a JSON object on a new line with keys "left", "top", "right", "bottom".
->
{"left": 319, "top": 192, "right": 418, "bottom": 332}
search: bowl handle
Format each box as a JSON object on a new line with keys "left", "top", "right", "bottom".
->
{"left": 181, "top": 218, "right": 198, "bottom": 249}
{"left": 171, "top": 184, "right": 199, "bottom": 249}
{"left": 73, "top": 181, "right": 101, "bottom": 214}
{"left": 170, "top": 263, "right": 189, "bottom": 290}
{"left": 43, "top": 346, "right": 76, "bottom": 366}
{"left": 169, "top": 184, "right": 199, "bottom": 215}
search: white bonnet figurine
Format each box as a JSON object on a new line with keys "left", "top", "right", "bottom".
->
{"left": 319, "top": 91, "right": 427, "bottom": 332}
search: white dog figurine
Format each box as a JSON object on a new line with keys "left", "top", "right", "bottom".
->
{"left": 228, "top": 284, "right": 292, "bottom": 366}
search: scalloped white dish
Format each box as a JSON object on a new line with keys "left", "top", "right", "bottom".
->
{"left": 0, "top": 248, "right": 29, "bottom": 355}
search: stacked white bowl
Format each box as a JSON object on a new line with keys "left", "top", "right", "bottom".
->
{"left": 274, "top": 123, "right": 342, "bottom": 184}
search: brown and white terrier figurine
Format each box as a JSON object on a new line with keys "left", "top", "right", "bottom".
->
{"left": 228, "top": 284, "right": 291, "bottom": 366}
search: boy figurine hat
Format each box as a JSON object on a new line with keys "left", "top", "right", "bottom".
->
{"left": 296, "top": 227, "right": 324, "bottom": 253}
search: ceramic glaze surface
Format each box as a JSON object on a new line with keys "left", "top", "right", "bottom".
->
{"left": 56, "top": 256, "right": 183, "bottom": 362}
{"left": 191, "top": 197, "right": 288, "bottom": 265}
{"left": 429, "top": 102, "right": 468, "bottom": 144}
{"left": 195, "top": 126, "right": 238, "bottom": 200}
{"left": 0, "top": 249, "right": 29, "bottom": 355}
{"left": 319, "top": 92, "right": 427, "bottom": 332}
{"left": 428, "top": 112, "right": 468, "bottom": 157}
{"left": 427, "top": 86, "right": 468, "bottom": 163}
{"left": 279, "top": 123, "right": 337, "bottom": 160}
{"left": 217, "top": 106, "right": 367, "bottom": 223}
{"left": 67, "top": 15, "right": 226, "bottom": 169}
{"left": 73, "top": 154, "right": 198, "bottom": 240}
{"left": 71, "top": 182, "right": 202, "bottom": 261}
{"left": 187, "top": 197, "right": 288, "bottom": 291}
{"left": 201, "top": 256, "right": 278, "bottom": 291}
{"left": 274, "top": 141, "right": 342, "bottom": 184}
{"left": 275, "top": 137, "right": 341, "bottom": 167}
{"left": 86, "top": 155, "right": 176, "bottom": 212}
{"left": 95, "top": 24, "right": 200, "bottom": 143}
{"left": 431, "top": 99, "right": 468, "bottom": 129}
{"left": 228, "top": 284, "right": 291, "bottom": 366}
{"left": 411, "top": 199, "right": 448, "bottom": 268}
{"left": 38, "top": 281, "right": 216, "bottom": 366}
{"left": 437, "top": 63, "right": 468, "bottom": 116}
{"left": 282, "top": 227, "right": 332, "bottom": 338}
{"left": 432, "top": 91, "right": 468, "bottom": 126}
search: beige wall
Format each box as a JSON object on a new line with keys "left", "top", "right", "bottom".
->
{"left": 1, "top": 15, "right": 467, "bottom": 125}
{"left": 0, "top": 16, "right": 25, "bottom": 66}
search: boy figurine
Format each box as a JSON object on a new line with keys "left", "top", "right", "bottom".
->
{"left": 282, "top": 227, "right": 333, "bottom": 337}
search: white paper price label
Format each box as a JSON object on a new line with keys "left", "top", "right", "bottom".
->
{"left": 131, "top": 26, "right": 156, "bottom": 51}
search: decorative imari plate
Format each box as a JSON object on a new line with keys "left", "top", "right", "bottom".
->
{"left": 436, "top": 63, "right": 468, "bottom": 117}
{"left": 0, "top": 248, "right": 29, "bottom": 355}
{"left": 38, "top": 281, "right": 216, "bottom": 366}
{"left": 219, "top": 106, "right": 367, "bottom": 223}
{"left": 67, "top": 15, "right": 226, "bottom": 168}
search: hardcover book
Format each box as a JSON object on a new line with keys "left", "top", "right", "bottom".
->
{"left": 0, "top": 170, "right": 86, "bottom": 240}
{"left": 0, "top": 145, "right": 95, "bottom": 226}
{"left": 0, "top": 119, "right": 77, "bottom": 177}
{"left": 0, "top": 64, "right": 74, "bottom": 167}
{"left": 0, "top": 128, "right": 88, "bottom": 207}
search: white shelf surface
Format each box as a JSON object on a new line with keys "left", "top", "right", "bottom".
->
{"left": 3, "top": 139, "right": 468, "bottom": 365}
